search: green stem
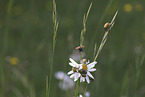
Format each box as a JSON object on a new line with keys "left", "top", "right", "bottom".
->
{"left": 75, "top": 52, "right": 82, "bottom": 97}
{"left": 48, "top": 53, "right": 54, "bottom": 97}
{"left": 83, "top": 84, "right": 88, "bottom": 96}
{"left": 46, "top": 76, "right": 48, "bottom": 97}
{"left": 47, "top": 0, "right": 58, "bottom": 97}
{"left": 75, "top": 80, "right": 79, "bottom": 97}
{"left": 94, "top": 31, "right": 108, "bottom": 61}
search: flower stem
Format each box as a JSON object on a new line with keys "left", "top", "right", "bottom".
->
{"left": 75, "top": 79, "right": 79, "bottom": 97}
{"left": 75, "top": 52, "right": 82, "bottom": 97}
{"left": 83, "top": 84, "right": 88, "bottom": 96}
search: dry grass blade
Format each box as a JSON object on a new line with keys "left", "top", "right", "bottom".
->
{"left": 94, "top": 10, "right": 118, "bottom": 61}
{"left": 93, "top": 43, "right": 97, "bottom": 59}
{"left": 85, "top": 2, "right": 92, "bottom": 23}
{"left": 80, "top": 2, "right": 92, "bottom": 46}
{"left": 110, "top": 10, "right": 118, "bottom": 29}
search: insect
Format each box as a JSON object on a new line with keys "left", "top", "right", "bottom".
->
{"left": 104, "top": 22, "right": 111, "bottom": 31}
{"left": 79, "top": 69, "right": 87, "bottom": 77}
{"left": 76, "top": 46, "right": 85, "bottom": 52}
{"left": 104, "top": 10, "right": 118, "bottom": 31}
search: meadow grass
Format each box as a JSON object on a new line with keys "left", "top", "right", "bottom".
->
{"left": 74, "top": 3, "right": 92, "bottom": 97}
{"left": 0, "top": 0, "right": 14, "bottom": 96}
{"left": 0, "top": 0, "right": 145, "bottom": 97}
{"left": 47, "top": 0, "right": 59, "bottom": 97}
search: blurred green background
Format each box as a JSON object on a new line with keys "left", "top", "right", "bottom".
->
{"left": 0, "top": 0, "right": 145, "bottom": 97}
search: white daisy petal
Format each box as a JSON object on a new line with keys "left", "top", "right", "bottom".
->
{"left": 69, "top": 62, "right": 76, "bottom": 67}
{"left": 87, "top": 71, "right": 94, "bottom": 79}
{"left": 79, "top": 64, "right": 83, "bottom": 69}
{"left": 88, "top": 68, "right": 96, "bottom": 72}
{"left": 75, "top": 64, "right": 80, "bottom": 68}
{"left": 74, "top": 76, "right": 79, "bottom": 81}
{"left": 69, "top": 58, "right": 78, "bottom": 66}
{"left": 70, "top": 73, "right": 75, "bottom": 78}
{"left": 80, "top": 76, "right": 85, "bottom": 82}
{"left": 74, "top": 73, "right": 81, "bottom": 81}
{"left": 87, "top": 61, "right": 97, "bottom": 69}
{"left": 68, "top": 58, "right": 97, "bottom": 84}
{"left": 86, "top": 60, "right": 90, "bottom": 64}
{"left": 80, "top": 76, "right": 83, "bottom": 82}
{"left": 67, "top": 70, "right": 73, "bottom": 75}
{"left": 74, "top": 78, "right": 77, "bottom": 81}
{"left": 86, "top": 76, "right": 90, "bottom": 83}
{"left": 82, "top": 77, "right": 85, "bottom": 82}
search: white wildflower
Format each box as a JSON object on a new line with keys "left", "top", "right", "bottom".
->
{"left": 55, "top": 71, "right": 74, "bottom": 90}
{"left": 79, "top": 59, "right": 97, "bottom": 83}
{"left": 67, "top": 58, "right": 82, "bottom": 81}
{"left": 68, "top": 58, "right": 97, "bottom": 84}
{"left": 55, "top": 71, "right": 66, "bottom": 80}
{"left": 85, "top": 91, "right": 90, "bottom": 97}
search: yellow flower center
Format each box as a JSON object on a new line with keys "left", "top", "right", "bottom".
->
{"left": 83, "top": 64, "right": 87, "bottom": 70}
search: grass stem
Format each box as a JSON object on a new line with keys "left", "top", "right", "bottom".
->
{"left": 94, "top": 10, "right": 118, "bottom": 61}
{"left": 75, "top": 79, "right": 79, "bottom": 97}
{"left": 47, "top": 0, "right": 58, "bottom": 97}
{"left": 80, "top": 3, "right": 92, "bottom": 46}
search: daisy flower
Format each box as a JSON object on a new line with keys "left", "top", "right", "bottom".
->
{"left": 68, "top": 58, "right": 97, "bottom": 83}
{"left": 79, "top": 59, "right": 97, "bottom": 83}
{"left": 67, "top": 58, "right": 82, "bottom": 81}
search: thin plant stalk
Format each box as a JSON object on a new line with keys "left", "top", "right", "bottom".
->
{"left": 75, "top": 52, "right": 82, "bottom": 97}
{"left": 0, "top": 60, "right": 5, "bottom": 97}
{"left": 80, "top": 3, "right": 92, "bottom": 46}
{"left": 75, "top": 79, "right": 79, "bottom": 97}
{"left": 74, "top": 3, "right": 92, "bottom": 97}
{"left": 134, "top": 54, "right": 145, "bottom": 96}
{"left": 120, "top": 70, "right": 129, "bottom": 97}
{"left": 93, "top": 43, "right": 97, "bottom": 59}
{"left": 3, "top": 0, "right": 14, "bottom": 54}
{"left": 94, "top": 31, "right": 108, "bottom": 61}
{"left": 46, "top": 76, "right": 48, "bottom": 97}
{"left": 0, "top": 0, "right": 14, "bottom": 96}
{"left": 94, "top": 10, "right": 118, "bottom": 61}
{"left": 83, "top": 84, "right": 88, "bottom": 97}
{"left": 98, "top": 0, "right": 114, "bottom": 26}
{"left": 87, "top": 0, "right": 114, "bottom": 54}
{"left": 47, "top": 0, "right": 59, "bottom": 97}
{"left": 12, "top": 68, "right": 36, "bottom": 97}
